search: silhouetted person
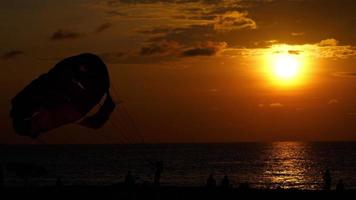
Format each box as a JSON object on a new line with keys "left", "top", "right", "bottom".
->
{"left": 220, "top": 175, "right": 230, "bottom": 189}
{"left": 336, "top": 179, "right": 344, "bottom": 192}
{"left": 238, "top": 182, "right": 250, "bottom": 191}
{"left": 56, "top": 177, "right": 63, "bottom": 191}
{"left": 125, "top": 171, "right": 135, "bottom": 186}
{"left": 206, "top": 173, "right": 216, "bottom": 188}
{"left": 323, "top": 169, "right": 332, "bottom": 191}
{"left": 154, "top": 161, "right": 163, "bottom": 186}
{"left": 0, "top": 164, "right": 3, "bottom": 188}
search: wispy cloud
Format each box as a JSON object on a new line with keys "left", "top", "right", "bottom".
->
{"left": 50, "top": 29, "right": 82, "bottom": 41}
{"left": 139, "top": 40, "right": 227, "bottom": 58}
{"left": 333, "top": 72, "right": 356, "bottom": 78}
{"left": 270, "top": 103, "right": 284, "bottom": 108}
{"left": 228, "top": 38, "right": 356, "bottom": 60}
{"left": 181, "top": 41, "right": 227, "bottom": 57}
{"left": 328, "top": 99, "right": 339, "bottom": 105}
{"left": 94, "top": 23, "right": 112, "bottom": 33}
{"left": 1, "top": 50, "right": 24, "bottom": 60}
{"left": 318, "top": 38, "right": 339, "bottom": 47}
{"left": 140, "top": 40, "right": 182, "bottom": 56}
{"left": 213, "top": 11, "right": 257, "bottom": 32}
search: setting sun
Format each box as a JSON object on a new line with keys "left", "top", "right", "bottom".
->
{"left": 262, "top": 45, "right": 310, "bottom": 88}
{"left": 273, "top": 54, "right": 300, "bottom": 80}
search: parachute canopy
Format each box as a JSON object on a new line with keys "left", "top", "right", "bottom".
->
{"left": 10, "top": 53, "right": 116, "bottom": 138}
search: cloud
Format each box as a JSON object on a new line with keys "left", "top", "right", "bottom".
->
{"left": 213, "top": 11, "right": 257, "bottom": 32}
{"left": 107, "top": 0, "right": 234, "bottom": 5}
{"left": 181, "top": 41, "right": 227, "bottom": 57}
{"left": 93, "top": 0, "right": 356, "bottom": 50}
{"left": 318, "top": 38, "right": 339, "bottom": 47}
{"left": 291, "top": 32, "right": 305, "bottom": 37}
{"left": 94, "top": 23, "right": 112, "bottom": 33}
{"left": 333, "top": 72, "right": 356, "bottom": 78}
{"left": 269, "top": 103, "right": 283, "bottom": 108}
{"left": 1, "top": 50, "right": 24, "bottom": 60}
{"left": 100, "top": 52, "right": 125, "bottom": 63}
{"left": 138, "top": 26, "right": 173, "bottom": 35}
{"left": 233, "top": 38, "right": 356, "bottom": 60}
{"left": 105, "top": 10, "right": 126, "bottom": 17}
{"left": 328, "top": 99, "right": 339, "bottom": 105}
{"left": 288, "top": 50, "right": 302, "bottom": 55}
{"left": 258, "top": 103, "right": 284, "bottom": 108}
{"left": 50, "top": 29, "right": 82, "bottom": 40}
{"left": 139, "top": 40, "right": 227, "bottom": 58}
{"left": 140, "top": 40, "right": 182, "bottom": 56}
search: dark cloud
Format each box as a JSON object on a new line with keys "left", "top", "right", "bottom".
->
{"left": 107, "top": 0, "right": 226, "bottom": 5}
{"left": 182, "top": 47, "right": 216, "bottom": 57}
{"left": 106, "top": 10, "right": 126, "bottom": 16}
{"left": 138, "top": 27, "right": 174, "bottom": 35}
{"left": 100, "top": 52, "right": 126, "bottom": 63}
{"left": 102, "top": 0, "right": 356, "bottom": 48}
{"left": 288, "top": 50, "right": 302, "bottom": 55}
{"left": 94, "top": 23, "right": 113, "bottom": 33}
{"left": 1, "top": 50, "right": 24, "bottom": 60}
{"left": 140, "top": 40, "right": 181, "bottom": 56}
{"left": 181, "top": 42, "right": 227, "bottom": 57}
{"left": 139, "top": 40, "right": 226, "bottom": 58}
{"left": 50, "top": 29, "right": 82, "bottom": 41}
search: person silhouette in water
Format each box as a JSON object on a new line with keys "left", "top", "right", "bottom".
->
{"left": 154, "top": 161, "right": 163, "bottom": 186}
{"left": 206, "top": 173, "right": 216, "bottom": 188}
{"left": 323, "top": 169, "right": 332, "bottom": 190}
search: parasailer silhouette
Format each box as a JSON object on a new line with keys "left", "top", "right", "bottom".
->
{"left": 10, "top": 53, "right": 116, "bottom": 138}
{"left": 9, "top": 53, "right": 162, "bottom": 186}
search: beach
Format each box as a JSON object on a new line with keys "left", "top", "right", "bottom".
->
{"left": 1, "top": 142, "right": 356, "bottom": 190}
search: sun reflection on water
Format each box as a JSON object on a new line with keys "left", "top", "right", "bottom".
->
{"left": 263, "top": 142, "right": 313, "bottom": 189}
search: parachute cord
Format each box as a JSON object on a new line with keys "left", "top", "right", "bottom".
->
{"left": 117, "top": 108, "right": 139, "bottom": 143}
{"left": 109, "top": 119, "right": 133, "bottom": 145}
{"left": 109, "top": 114, "right": 155, "bottom": 169}
{"left": 36, "top": 137, "right": 47, "bottom": 145}
{"left": 120, "top": 105, "right": 146, "bottom": 144}
{"left": 108, "top": 79, "right": 156, "bottom": 169}
{"left": 116, "top": 106, "right": 156, "bottom": 168}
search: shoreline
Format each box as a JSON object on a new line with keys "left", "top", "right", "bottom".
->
{"left": 0, "top": 184, "right": 353, "bottom": 199}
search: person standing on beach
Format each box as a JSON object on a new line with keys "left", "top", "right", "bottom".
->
{"left": 154, "top": 161, "right": 163, "bottom": 186}
{"left": 125, "top": 171, "right": 135, "bottom": 186}
{"left": 56, "top": 177, "right": 63, "bottom": 191}
{"left": 206, "top": 173, "right": 216, "bottom": 188}
{"left": 336, "top": 179, "right": 345, "bottom": 192}
{"left": 220, "top": 175, "right": 230, "bottom": 189}
{"left": 0, "top": 164, "right": 3, "bottom": 188}
{"left": 323, "top": 169, "right": 332, "bottom": 190}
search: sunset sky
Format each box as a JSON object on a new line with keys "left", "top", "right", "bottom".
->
{"left": 1, "top": 0, "right": 356, "bottom": 144}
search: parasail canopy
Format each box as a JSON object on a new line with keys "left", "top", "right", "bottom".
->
{"left": 10, "top": 53, "right": 116, "bottom": 138}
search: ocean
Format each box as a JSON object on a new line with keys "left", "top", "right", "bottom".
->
{"left": 1, "top": 142, "right": 356, "bottom": 190}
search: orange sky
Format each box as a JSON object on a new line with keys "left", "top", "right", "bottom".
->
{"left": 1, "top": 0, "right": 356, "bottom": 144}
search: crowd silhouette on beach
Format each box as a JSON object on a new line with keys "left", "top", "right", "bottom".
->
{"left": 0, "top": 162, "right": 347, "bottom": 193}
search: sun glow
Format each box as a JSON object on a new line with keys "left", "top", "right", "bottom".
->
{"left": 263, "top": 45, "right": 309, "bottom": 87}
{"left": 273, "top": 54, "right": 300, "bottom": 80}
